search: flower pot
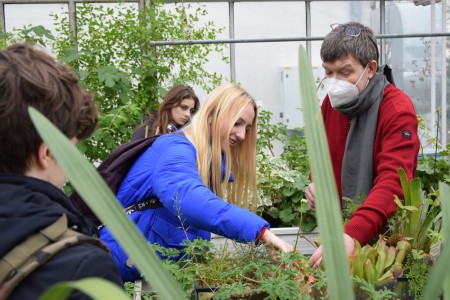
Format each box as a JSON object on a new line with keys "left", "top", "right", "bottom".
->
{"left": 191, "top": 276, "right": 274, "bottom": 300}
{"left": 190, "top": 278, "right": 217, "bottom": 300}
{"left": 355, "top": 277, "right": 414, "bottom": 300}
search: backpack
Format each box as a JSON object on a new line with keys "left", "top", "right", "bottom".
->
{"left": 70, "top": 134, "right": 165, "bottom": 227}
{"left": 380, "top": 64, "right": 396, "bottom": 86}
{"left": 0, "top": 214, "right": 108, "bottom": 300}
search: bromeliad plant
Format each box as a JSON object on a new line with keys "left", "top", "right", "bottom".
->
{"left": 390, "top": 168, "right": 442, "bottom": 253}
{"left": 343, "top": 168, "right": 444, "bottom": 295}
{"left": 348, "top": 235, "right": 411, "bottom": 285}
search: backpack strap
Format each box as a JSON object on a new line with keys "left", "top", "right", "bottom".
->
{"left": 0, "top": 214, "right": 108, "bottom": 300}
{"left": 379, "top": 64, "right": 396, "bottom": 86}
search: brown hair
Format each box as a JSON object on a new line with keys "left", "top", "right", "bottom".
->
{"left": 0, "top": 43, "right": 98, "bottom": 174}
{"left": 135, "top": 85, "right": 199, "bottom": 136}
{"left": 321, "top": 22, "right": 379, "bottom": 66}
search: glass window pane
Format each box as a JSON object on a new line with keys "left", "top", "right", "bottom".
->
{"left": 235, "top": 41, "right": 306, "bottom": 124}
{"left": 380, "top": 1, "right": 444, "bottom": 146}
{"left": 235, "top": 1, "right": 305, "bottom": 38}
{"left": 162, "top": 2, "right": 230, "bottom": 102}
{"left": 233, "top": 1, "right": 305, "bottom": 127}
{"left": 4, "top": 4, "right": 68, "bottom": 33}
{"left": 75, "top": 2, "right": 138, "bottom": 10}
{"left": 311, "top": 1, "right": 379, "bottom": 36}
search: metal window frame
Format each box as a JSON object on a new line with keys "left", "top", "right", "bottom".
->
{"left": 0, "top": 0, "right": 448, "bottom": 144}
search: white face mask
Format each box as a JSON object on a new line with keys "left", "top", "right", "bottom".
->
{"left": 324, "top": 65, "right": 369, "bottom": 108}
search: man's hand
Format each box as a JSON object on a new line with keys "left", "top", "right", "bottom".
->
{"left": 261, "top": 230, "right": 294, "bottom": 252}
{"left": 308, "top": 233, "right": 355, "bottom": 269}
{"left": 306, "top": 183, "right": 316, "bottom": 210}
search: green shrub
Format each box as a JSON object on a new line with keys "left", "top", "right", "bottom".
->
{"left": 2, "top": 1, "right": 225, "bottom": 164}
{"left": 256, "top": 110, "right": 316, "bottom": 231}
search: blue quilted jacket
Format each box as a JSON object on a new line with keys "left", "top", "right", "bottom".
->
{"left": 99, "top": 133, "right": 269, "bottom": 281}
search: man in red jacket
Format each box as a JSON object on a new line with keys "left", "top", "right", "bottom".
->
{"left": 306, "top": 22, "right": 420, "bottom": 268}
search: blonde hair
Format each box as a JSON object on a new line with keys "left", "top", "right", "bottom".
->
{"left": 184, "top": 84, "right": 258, "bottom": 211}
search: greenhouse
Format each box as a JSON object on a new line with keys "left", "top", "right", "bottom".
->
{"left": 0, "top": 0, "right": 449, "bottom": 299}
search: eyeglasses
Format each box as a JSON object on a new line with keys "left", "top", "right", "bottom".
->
{"left": 330, "top": 23, "right": 379, "bottom": 61}
{"left": 330, "top": 23, "right": 364, "bottom": 37}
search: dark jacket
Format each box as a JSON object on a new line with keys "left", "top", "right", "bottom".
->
{"left": 0, "top": 173, "right": 123, "bottom": 300}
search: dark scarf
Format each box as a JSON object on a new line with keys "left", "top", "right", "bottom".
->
{"left": 333, "top": 66, "right": 391, "bottom": 203}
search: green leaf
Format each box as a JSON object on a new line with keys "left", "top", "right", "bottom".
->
{"left": 39, "top": 278, "right": 129, "bottom": 300}
{"left": 98, "top": 65, "right": 121, "bottom": 87}
{"left": 279, "top": 208, "right": 295, "bottom": 224}
{"left": 23, "top": 25, "right": 55, "bottom": 40}
{"left": 281, "top": 186, "right": 296, "bottom": 197}
{"left": 78, "top": 70, "right": 89, "bottom": 81}
{"left": 423, "top": 182, "right": 450, "bottom": 299}
{"left": 61, "top": 48, "right": 80, "bottom": 63}
{"left": 299, "top": 214, "right": 317, "bottom": 232}
{"left": 290, "top": 194, "right": 302, "bottom": 204}
{"left": 267, "top": 207, "right": 280, "bottom": 219}
{"left": 29, "top": 107, "right": 187, "bottom": 299}
{"left": 298, "top": 45, "right": 354, "bottom": 300}
{"left": 394, "top": 197, "right": 405, "bottom": 209}
{"left": 408, "top": 177, "right": 422, "bottom": 236}
{"left": 398, "top": 168, "right": 424, "bottom": 242}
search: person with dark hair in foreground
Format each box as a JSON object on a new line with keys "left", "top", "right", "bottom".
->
{"left": 0, "top": 44, "right": 122, "bottom": 299}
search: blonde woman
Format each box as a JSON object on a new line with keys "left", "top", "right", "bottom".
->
{"left": 100, "top": 84, "right": 293, "bottom": 281}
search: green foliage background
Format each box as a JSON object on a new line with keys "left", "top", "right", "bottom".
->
{"left": 256, "top": 110, "right": 316, "bottom": 231}
{"left": 1, "top": 1, "right": 225, "bottom": 164}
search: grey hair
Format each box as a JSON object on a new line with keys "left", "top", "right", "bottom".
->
{"left": 320, "top": 22, "right": 379, "bottom": 66}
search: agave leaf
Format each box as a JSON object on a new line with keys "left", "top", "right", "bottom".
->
{"left": 29, "top": 107, "right": 187, "bottom": 299}
{"left": 39, "top": 278, "right": 129, "bottom": 300}
{"left": 298, "top": 45, "right": 354, "bottom": 299}
{"left": 423, "top": 182, "right": 450, "bottom": 299}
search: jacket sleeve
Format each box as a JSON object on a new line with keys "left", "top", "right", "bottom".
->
{"left": 148, "top": 135, "right": 269, "bottom": 243}
{"left": 68, "top": 244, "right": 124, "bottom": 299}
{"left": 344, "top": 89, "right": 420, "bottom": 245}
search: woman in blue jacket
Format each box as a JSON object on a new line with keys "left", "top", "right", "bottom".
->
{"left": 100, "top": 84, "right": 293, "bottom": 281}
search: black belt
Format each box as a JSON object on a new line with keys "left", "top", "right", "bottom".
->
{"left": 124, "top": 198, "right": 163, "bottom": 215}
{"left": 97, "top": 198, "right": 163, "bottom": 231}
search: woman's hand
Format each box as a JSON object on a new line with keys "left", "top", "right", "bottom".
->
{"left": 260, "top": 229, "right": 294, "bottom": 252}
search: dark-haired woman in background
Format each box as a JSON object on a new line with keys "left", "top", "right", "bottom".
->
{"left": 131, "top": 85, "right": 200, "bottom": 140}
